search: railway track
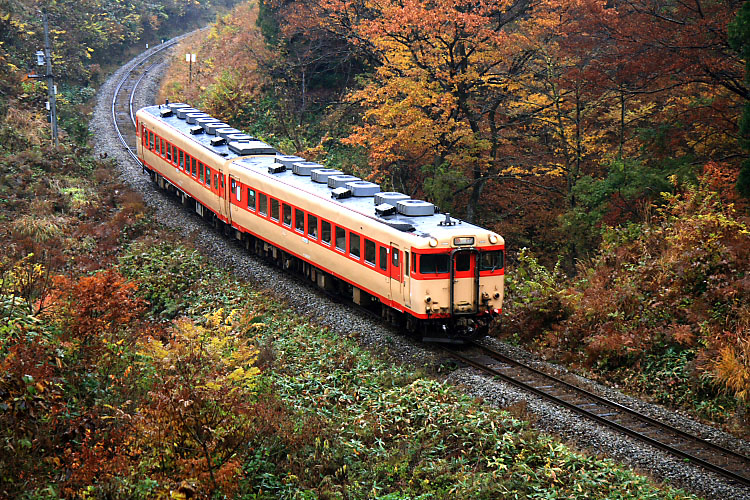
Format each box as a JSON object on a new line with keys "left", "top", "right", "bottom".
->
{"left": 111, "top": 30, "right": 205, "bottom": 159}
{"left": 442, "top": 340, "right": 750, "bottom": 488}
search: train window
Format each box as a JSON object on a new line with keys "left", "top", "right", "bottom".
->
{"left": 349, "top": 233, "right": 360, "bottom": 259}
{"left": 258, "top": 193, "right": 267, "bottom": 215}
{"left": 270, "top": 199, "right": 280, "bottom": 221}
{"left": 191, "top": 157, "right": 196, "bottom": 177}
{"left": 412, "top": 252, "right": 417, "bottom": 275}
{"left": 179, "top": 150, "right": 184, "bottom": 169}
{"left": 220, "top": 175, "right": 224, "bottom": 190}
{"left": 149, "top": 131, "right": 154, "bottom": 149}
{"left": 199, "top": 163, "right": 204, "bottom": 182}
{"left": 215, "top": 174, "right": 220, "bottom": 191}
{"left": 295, "top": 209, "right": 304, "bottom": 233}
{"left": 365, "top": 239, "right": 376, "bottom": 265}
{"left": 379, "top": 246, "right": 387, "bottom": 271}
{"left": 420, "top": 254, "right": 450, "bottom": 274}
{"left": 321, "top": 220, "right": 332, "bottom": 245}
{"left": 206, "top": 166, "right": 211, "bottom": 187}
{"left": 166, "top": 143, "right": 172, "bottom": 162}
{"left": 307, "top": 214, "right": 317, "bottom": 239}
{"left": 247, "top": 188, "right": 256, "bottom": 210}
{"left": 455, "top": 252, "right": 471, "bottom": 272}
{"left": 335, "top": 227, "right": 346, "bottom": 251}
{"left": 392, "top": 249, "right": 400, "bottom": 268}
{"left": 282, "top": 203, "right": 292, "bottom": 226}
{"left": 234, "top": 180, "right": 241, "bottom": 202}
{"left": 160, "top": 138, "right": 165, "bottom": 156}
{"left": 405, "top": 251, "right": 409, "bottom": 275}
{"left": 480, "top": 250, "right": 504, "bottom": 271}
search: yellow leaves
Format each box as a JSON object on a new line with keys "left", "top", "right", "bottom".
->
{"left": 138, "top": 308, "right": 262, "bottom": 393}
{"left": 714, "top": 333, "right": 750, "bottom": 402}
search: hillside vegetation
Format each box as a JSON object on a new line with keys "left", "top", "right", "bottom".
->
{"left": 158, "top": 1, "right": 750, "bottom": 433}
{"left": 0, "top": 0, "right": 746, "bottom": 497}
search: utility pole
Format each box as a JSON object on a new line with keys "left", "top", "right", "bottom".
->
{"left": 42, "top": 8, "right": 58, "bottom": 147}
{"left": 186, "top": 53, "right": 196, "bottom": 85}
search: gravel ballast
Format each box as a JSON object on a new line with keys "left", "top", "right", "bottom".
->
{"left": 90, "top": 36, "right": 750, "bottom": 500}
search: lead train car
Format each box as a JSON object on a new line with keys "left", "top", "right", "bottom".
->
{"left": 136, "top": 103, "right": 505, "bottom": 340}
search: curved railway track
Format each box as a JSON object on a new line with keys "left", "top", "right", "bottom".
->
{"left": 442, "top": 341, "right": 750, "bottom": 488}
{"left": 111, "top": 30, "right": 205, "bottom": 159}
{"left": 108, "top": 37, "right": 750, "bottom": 495}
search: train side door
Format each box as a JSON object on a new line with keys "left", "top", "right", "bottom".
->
{"left": 389, "top": 243, "right": 411, "bottom": 309}
{"left": 229, "top": 175, "right": 240, "bottom": 225}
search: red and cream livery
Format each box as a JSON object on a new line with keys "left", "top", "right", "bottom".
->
{"left": 136, "top": 102, "right": 504, "bottom": 340}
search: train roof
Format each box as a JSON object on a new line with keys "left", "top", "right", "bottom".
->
{"left": 139, "top": 104, "right": 503, "bottom": 247}
{"left": 232, "top": 156, "right": 499, "bottom": 244}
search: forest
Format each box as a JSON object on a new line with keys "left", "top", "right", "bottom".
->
{"left": 0, "top": 0, "right": 748, "bottom": 497}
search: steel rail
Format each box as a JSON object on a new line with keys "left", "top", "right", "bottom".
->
{"left": 441, "top": 341, "right": 750, "bottom": 487}
{"left": 110, "top": 30, "right": 205, "bottom": 165}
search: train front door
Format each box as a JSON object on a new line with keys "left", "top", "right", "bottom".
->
{"left": 389, "top": 243, "right": 411, "bottom": 309}
{"left": 451, "top": 249, "right": 479, "bottom": 315}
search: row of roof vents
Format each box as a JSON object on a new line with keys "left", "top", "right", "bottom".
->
{"left": 273, "top": 155, "right": 436, "bottom": 216}
{"left": 162, "top": 102, "right": 438, "bottom": 218}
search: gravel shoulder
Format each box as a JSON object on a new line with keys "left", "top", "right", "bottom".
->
{"left": 90, "top": 38, "right": 750, "bottom": 500}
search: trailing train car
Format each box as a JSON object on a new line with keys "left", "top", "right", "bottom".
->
{"left": 135, "top": 102, "right": 504, "bottom": 340}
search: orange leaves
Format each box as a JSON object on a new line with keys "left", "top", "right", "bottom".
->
{"left": 48, "top": 269, "right": 145, "bottom": 345}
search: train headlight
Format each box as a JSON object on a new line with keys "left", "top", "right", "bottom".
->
{"left": 429, "top": 238, "right": 438, "bottom": 247}
{"left": 489, "top": 233, "right": 498, "bottom": 244}
{"left": 425, "top": 296, "right": 431, "bottom": 303}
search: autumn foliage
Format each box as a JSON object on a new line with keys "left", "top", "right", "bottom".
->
{"left": 503, "top": 170, "right": 750, "bottom": 425}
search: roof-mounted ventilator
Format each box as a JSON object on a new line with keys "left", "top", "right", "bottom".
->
{"left": 175, "top": 107, "right": 199, "bottom": 119}
{"left": 293, "top": 161, "right": 323, "bottom": 176}
{"left": 331, "top": 187, "right": 352, "bottom": 199}
{"left": 216, "top": 128, "right": 241, "bottom": 139}
{"left": 186, "top": 112, "right": 210, "bottom": 124}
{"left": 375, "top": 203, "right": 398, "bottom": 216}
{"left": 397, "top": 199, "right": 436, "bottom": 216}
{"left": 375, "top": 192, "right": 410, "bottom": 206}
{"left": 347, "top": 181, "right": 380, "bottom": 197}
{"left": 167, "top": 102, "right": 190, "bottom": 111}
{"left": 205, "top": 122, "right": 229, "bottom": 135}
{"left": 328, "top": 175, "right": 360, "bottom": 189}
{"left": 189, "top": 126, "right": 203, "bottom": 135}
{"left": 229, "top": 141, "right": 277, "bottom": 156}
{"left": 268, "top": 164, "right": 286, "bottom": 174}
{"left": 210, "top": 137, "right": 226, "bottom": 147}
{"left": 311, "top": 168, "right": 342, "bottom": 183}
{"left": 276, "top": 155, "right": 306, "bottom": 169}
{"left": 159, "top": 108, "right": 173, "bottom": 118}
{"left": 226, "top": 134, "right": 254, "bottom": 142}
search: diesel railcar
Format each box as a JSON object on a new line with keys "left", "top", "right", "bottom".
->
{"left": 136, "top": 102, "right": 504, "bottom": 340}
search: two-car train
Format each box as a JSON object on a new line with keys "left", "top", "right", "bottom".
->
{"left": 135, "top": 102, "right": 504, "bottom": 340}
